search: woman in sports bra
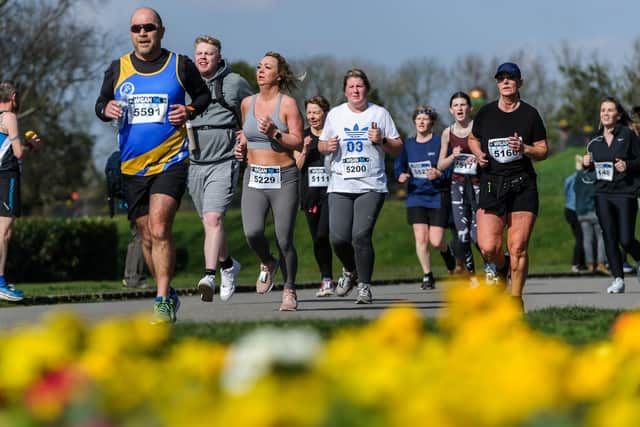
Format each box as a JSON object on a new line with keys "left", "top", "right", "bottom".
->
{"left": 234, "top": 52, "right": 303, "bottom": 311}
{"left": 438, "top": 91, "right": 494, "bottom": 284}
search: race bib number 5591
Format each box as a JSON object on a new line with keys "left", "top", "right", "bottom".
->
{"left": 128, "top": 94, "right": 168, "bottom": 124}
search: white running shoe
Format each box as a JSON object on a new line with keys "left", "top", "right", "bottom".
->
{"left": 315, "top": 278, "right": 335, "bottom": 297}
{"left": 607, "top": 277, "right": 625, "bottom": 294}
{"left": 197, "top": 274, "right": 215, "bottom": 302}
{"left": 220, "top": 258, "right": 241, "bottom": 302}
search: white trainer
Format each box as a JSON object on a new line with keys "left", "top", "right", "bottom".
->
{"left": 607, "top": 277, "right": 625, "bottom": 294}
{"left": 220, "top": 258, "right": 241, "bottom": 302}
{"left": 197, "top": 274, "right": 215, "bottom": 302}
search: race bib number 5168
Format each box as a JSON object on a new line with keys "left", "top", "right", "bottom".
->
{"left": 487, "top": 137, "right": 523, "bottom": 164}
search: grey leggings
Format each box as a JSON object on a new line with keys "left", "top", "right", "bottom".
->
{"left": 329, "top": 191, "right": 386, "bottom": 284}
{"left": 241, "top": 165, "right": 298, "bottom": 289}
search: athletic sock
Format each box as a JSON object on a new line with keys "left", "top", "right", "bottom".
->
{"left": 205, "top": 269, "right": 216, "bottom": 277}
{"left": 220, "top": 257, "right": 233, "bottom": 270}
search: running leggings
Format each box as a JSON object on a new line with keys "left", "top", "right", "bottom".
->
{"left": 329, "top": 191, "right": 385, "bottom": 284}
{"left": 304, "top": 199, "right": 333, "bottom": 279}
{"left": 241, "top": 166, "right": 298, "bottom": 289}
{"left": 451, "top": 181, "right": 479, "bottom": 271}
{"left": 595, "top": 194, "right": 640, "bottom": 278}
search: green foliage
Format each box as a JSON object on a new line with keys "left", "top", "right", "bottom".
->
{"left": 230, "top": 60, "right": 258, "bottom": 91}
{"left": 8, "top": 217, "right": 118, "bottom": 282}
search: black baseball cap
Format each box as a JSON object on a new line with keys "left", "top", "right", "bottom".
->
{"left": 494, "top": 62, "right": 522, "bottom": 79}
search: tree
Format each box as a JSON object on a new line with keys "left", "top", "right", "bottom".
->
{"left": 0, "top": 0, "right": 112, "bottom": 213}
{"left": 554, "top": 44, "right": 620, "bottom": 150}
{"left": 621, "top": 36, "right": 640, "bottom": 109}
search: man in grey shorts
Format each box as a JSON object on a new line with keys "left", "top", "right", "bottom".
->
{"left": 188, "top": 35, "right": 252, "bottom": 302}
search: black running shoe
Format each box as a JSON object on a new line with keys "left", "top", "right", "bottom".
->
{"left": 421, "top": 273, "right": 436, "bottom": 290}
{"left": 441, "top": 244, "right": 456, "bottom": 272}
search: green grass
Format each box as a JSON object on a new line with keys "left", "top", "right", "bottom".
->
{"left": 6, "top": 147, "right": 603, "bottom": 296}
{"left": 165, "top": 307, "right": 622, "bottom": 347}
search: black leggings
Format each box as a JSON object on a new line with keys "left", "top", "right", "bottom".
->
{"left": 329, "top": 191, "right": 385, "bottom": 284}
{"left": 595, "top": 194, "right": 640, "bottom": 278}
{"left": 304, "top": 199, "right": 333, "bottom": 279}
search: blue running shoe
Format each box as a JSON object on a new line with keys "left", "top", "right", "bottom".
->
{"left": 0, "top": 284, "right": 24, "bottom": 302}
{"left": 169, "top": 287, "right": 181, "bottom": 314}
{"left": 152, "top": 296, "right": 175, "bottom": 324}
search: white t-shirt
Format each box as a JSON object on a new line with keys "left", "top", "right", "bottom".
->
{"left": 320, "top": 103, "right": 400, "bottom": 193}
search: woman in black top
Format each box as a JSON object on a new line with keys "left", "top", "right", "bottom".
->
{"left": 583, "top": 96, "right": 640, "bottom": 294}
{"left": 294, "top": 96, "right": 335, "bottom": 296}
{"left": 468, "top": 63, "right": 548, "bottom": 310}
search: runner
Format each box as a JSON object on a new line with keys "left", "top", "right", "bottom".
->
{"left": 396, "top": 105, "right": 456, "bottom": 290}
{"left": 188, "top": 35, "right": 252, "bottom": 303}
{"left": 468, "top": 62, "right": 549, "bottom": 311}
{"left": 293, "top": 96, "right": 336, "bottom": 297}
{"left": 437, "top": 91, "right": 495, "bottom": 284}
{"left": 234, "top": 52, "right": 304, "bottom": 311}
{"left": 582, "top": 96, "right": 640, "bottom": 293}
{"left": 94, "top": 7, "right": 211, "bottom": 323}
{"left": 0, "top": 81, "right": 42, "bottom": 302}
{"left": 318, "top": 68, "right": 402, "bottom": 304}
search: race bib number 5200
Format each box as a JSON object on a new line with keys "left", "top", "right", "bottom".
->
{"left": 249, "top": 165, "right": 281, "bottom": 189}
{"left": 342, "top": 156, "right": 370, "bottom": 179}
{"left": 128, "top": 94, "right": 169, "bottom": 124}
{"left": 487, "top": 137, "right": 523, "bottom": 164}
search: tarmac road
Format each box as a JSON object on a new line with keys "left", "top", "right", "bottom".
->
{"left": 1, "top": 275, "right": 639, "bottom": 329}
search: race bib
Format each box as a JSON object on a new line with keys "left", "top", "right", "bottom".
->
{"left": 408, "top": 161, "right": 431, "bottom": 178}
{"left": 127, "top": 94, "right": 169, "bottom": 124}
{"left": 453, "top": 153, "right": 477, "bottom": 175}
{"left": 308, "top": 166, "right": 329, "bottom": 187}
{"left": 594, "top": 161, "right": 613, "bottom": 182}
{"left": 248, "top": 165, "right": 281, "bottom": 189}
{"left": 487, "top": 137, "right": 523, "bottom": 163}
{"left": 342, "top": 156, "right": 370, "bottom": 179}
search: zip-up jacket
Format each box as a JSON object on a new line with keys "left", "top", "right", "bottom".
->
{"left": 586, "top": 123, "right": 640, "bottom": 197}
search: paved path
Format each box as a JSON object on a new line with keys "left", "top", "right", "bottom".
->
{"left": 1, "top": 276, "right": 640, "bottom": 329}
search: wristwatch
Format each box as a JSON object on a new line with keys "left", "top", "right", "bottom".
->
{"left": 273, "top": 130, "right": 282, "bottom": 140}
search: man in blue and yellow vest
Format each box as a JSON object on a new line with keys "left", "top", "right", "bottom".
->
{"left": 95, "top": 7, "right": 210, "bottom": 324}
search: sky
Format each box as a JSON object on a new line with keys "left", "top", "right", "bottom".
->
{"left": 79, "top": 0, "right": 640, "bottom": 163}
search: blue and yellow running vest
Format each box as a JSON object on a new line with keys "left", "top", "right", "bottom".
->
{"left": 114, "top": 52, "right": 188, "bottom": 176}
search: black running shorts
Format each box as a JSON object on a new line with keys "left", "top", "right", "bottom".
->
{"left": 122, "top": 161, "right": 188, "bottom": 220}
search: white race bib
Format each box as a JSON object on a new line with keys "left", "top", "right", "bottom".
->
{"left": 408, "top": 160, "right": 431, "bottom": 178}
{"left": 487, "top": 137, "right": 523, "bottom": 163}
{"left": 308, "top": 166, "right": 329, "bottom": 187}
{"left": 594, "top": 161, "right": 614, "bottom": 182}
{"left": 128, "top": 94, "right": 169, "bottom": 124}
{"left": 453, "top": 153, "right": 477, "bottom": 175}
{"left": 342, "top": 156, "right": 370, "bottom": 179}
{"left": 249, "top": 165, "right": 281, "bottom": 189}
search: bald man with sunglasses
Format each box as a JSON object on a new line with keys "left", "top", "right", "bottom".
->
{"left": 95, "top": 7, "right": 210, "bottom": 324}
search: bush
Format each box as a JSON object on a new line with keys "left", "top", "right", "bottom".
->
{"left": 7, "top": 217, "right": 118, "bottom": 282}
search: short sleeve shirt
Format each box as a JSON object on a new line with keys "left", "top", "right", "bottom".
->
{"left": 472, "top": 100, "right": 546, "bottom": 177}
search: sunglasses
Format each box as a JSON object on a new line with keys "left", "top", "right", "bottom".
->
{"left": 416, "top": 109, "right": 436, "bottom": 117}
{"left": 130, "top": 23, "right": 158, "bottom": 33}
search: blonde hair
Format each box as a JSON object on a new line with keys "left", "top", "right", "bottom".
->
{"left": 194, "top": 35, "right": 221, "bottom": 51}
{"left": 264, "top": 51, "right": 300, "bottom": 92}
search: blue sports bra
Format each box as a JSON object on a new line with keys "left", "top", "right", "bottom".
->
{"left": 243, "top": 94, "right": 289, "bottom": 152}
